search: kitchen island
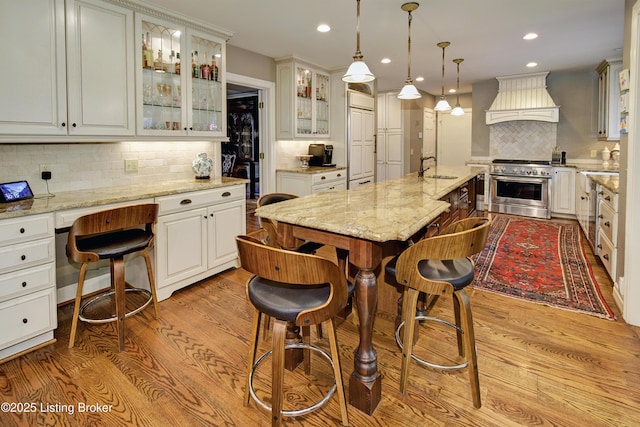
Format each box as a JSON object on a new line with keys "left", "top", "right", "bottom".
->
{"left": 255, "top": 165, "right": 485, "bottom": 415}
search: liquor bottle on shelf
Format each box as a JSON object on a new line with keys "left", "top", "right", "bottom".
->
{"left": 167, "top": 50, "right": 175, "bottom": 73}
{"left": 192, "top": 51, "right": 199, "bottom": 78}
{"left": 142, "top": 33, "right": 147, "bottom": 68}
{"left": 144, "top": 32, "right": 154, "bottom": 69}
{"left": 175, "top": 52, "right": 181, "bottom": 75}
{"left": 200, "top": 51, "right": 210, "bottom": 80}
{"left": 211, "top": 56, "right": 218, "bottom": 81}
{"left": 154, "top": 49, "right": 164, "bottom": 72}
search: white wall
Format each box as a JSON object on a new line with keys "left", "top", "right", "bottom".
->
{"left": 437, "top": 109, "right": 472, "bottom": 166}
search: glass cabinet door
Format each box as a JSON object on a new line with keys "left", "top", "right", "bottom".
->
{"left": 295, "top": 65, "right": 313, "bottom": 135}
{"left": 139, "top": 19, "right": 184, "bottom": 134}
{"left": 314, "top": 71, "right": 330, "bottom": 136}
{"left": 294, "top": 65, "right": 329, "bottom": 137}
{"left": 187, "top": 30, "right": 224, "bottom": 135}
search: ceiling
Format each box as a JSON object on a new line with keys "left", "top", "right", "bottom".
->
{"left": 139, "top": 0, "right": 625, "bottom": 95}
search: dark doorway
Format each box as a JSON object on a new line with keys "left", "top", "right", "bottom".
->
{"left": 225, "top": 89, "right": 259, "bottom": 199}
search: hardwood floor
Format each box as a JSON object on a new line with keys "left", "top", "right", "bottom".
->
{"left": 1, "top": 211, "right": 639, "bottom": 426}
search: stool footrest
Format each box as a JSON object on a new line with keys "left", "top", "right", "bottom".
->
{"left": 396, "top": 315, "right": 469, "bottom": 371}
{"left": 79, "top": 288, "right": 153, "bottom": 324}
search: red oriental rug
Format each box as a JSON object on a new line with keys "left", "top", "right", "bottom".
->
{"left": 472, "top": 215, "right": 615, "bottom": 319}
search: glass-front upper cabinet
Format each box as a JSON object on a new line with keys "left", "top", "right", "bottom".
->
{"left": 276, "top": 58, "right": 330, "bottom": 139}
{"left": 135, "top": 14, "right": 226, "bottom": 137}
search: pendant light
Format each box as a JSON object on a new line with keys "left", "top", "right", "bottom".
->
{"left": 342, "top": 0, "right": 375, "bottom": 83}
{"left": 398, "top": 2, "right": 421, "bottom": 99}
{"left": 434, "top": 41, "right": 452, "bottom": 110}
{"left": 451, "top": 58, "right": 465, "bottom": 116}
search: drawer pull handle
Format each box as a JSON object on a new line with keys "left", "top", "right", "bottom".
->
{"left": 222, "top": 191, "right": 231, "bottom": 197}
{"left": 598, "top": 214, "right": 604, "bottom": 219}
{"left": 603, "top": 254, "right": 610, "bottom": 260}
{"left": 22, "top": 318, "right": 28, "bottom": 324}
{"left": 605, "top": 196, "right": 611, "bottom": 201}
{"left": 22, "top": 281, "right": 27, "bottom": 288}
{"left": 604, "top": 221, "right": 610, "bottom": 228}
{"left": 321, "top": 176, "right": 326, "bottom": 180}
{"left": 21, "top": 255, "right": 26, "bottom": 261}
{"left": 337, "top": 173, "right": 342, "bottom": 177}
{"left": 180, "top": 199, "right": 193, "bottom": 205}
{"left": 597, "top": 244, "right": 602, "bottom": 250}
{"left": 20, "top": 227, "right": 25, "bottom": 234}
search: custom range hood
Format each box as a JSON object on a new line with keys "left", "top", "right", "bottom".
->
{"left": 486, "top": 72, "right": 559, "bottom": 124}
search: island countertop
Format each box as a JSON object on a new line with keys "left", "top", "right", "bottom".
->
{"left": 0, "top": 177, "right": 249, "bottom": 220}
{"left": 256, "top": 165, "right": 484, "bottom": 242}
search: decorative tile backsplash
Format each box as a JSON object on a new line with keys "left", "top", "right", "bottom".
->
{"left": 489, "top": 121, "right": 557, "bottom": 160}
{"left": 0, "top": 141, "right": 220, "bottom": 195}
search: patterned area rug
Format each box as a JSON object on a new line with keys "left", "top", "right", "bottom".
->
{"left": 472, "top": 215, "right": 615, "bottom": 319}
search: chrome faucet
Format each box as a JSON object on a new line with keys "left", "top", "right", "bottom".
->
{"left": 418, "top": 155, "right": 437, "bottom": 177}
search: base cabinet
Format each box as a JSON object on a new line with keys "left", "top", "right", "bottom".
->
{"left": 155, "top": 185, "right": 246, "bottom": 301}
{"left": 595, "top": 185, "right": 618, "bottom": 280}
{"left": 0, "top": 214, "right": 57, "bottom": 362}
{"left": 277, "top": 169, "right": 347, "bottom": 197}
{"left": 551, "top": 167, "right": 576, "bottom": 215}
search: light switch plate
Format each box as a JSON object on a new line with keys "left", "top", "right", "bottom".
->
{"left": 125, "top": 159, "right": 138, "bottom": 172}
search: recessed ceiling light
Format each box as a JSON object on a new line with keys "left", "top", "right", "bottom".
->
{"left": 415, "top": 76, "right": 424, "bottom": 82}
{"left": 523, "top": 32, "right": 538, "bottom": 40}
{"left": 449, "top": 88, "right": 456, "bottom": 93}
{"left": 317, "top": 24, "right": 331, "bottom": 33}
{"left": 381, "top": 58, "right": 391, "bottom": 64}
{"left": 526, "top": 62, "right": 538, "bottom": 68}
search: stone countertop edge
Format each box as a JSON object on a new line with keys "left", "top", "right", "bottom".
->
{"left": 276, "top": 166, "right": 347, "bottom": 174}
{"left": 0, "top": 177, "right": 249, "bottom": 220}
{"left": 589, "top": 174, "right": 620, "bottom": 194}
{"left": 256, "top": 166, "right": 484, "bottom": 242}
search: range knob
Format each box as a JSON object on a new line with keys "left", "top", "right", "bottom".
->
{"left": 526, "top": 170, "right": 532, "bottom": 175}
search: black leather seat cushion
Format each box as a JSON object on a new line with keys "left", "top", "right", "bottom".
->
{"left": 386, "top": 254, "right": 475, "bottom": 291}
{"left": 76, "top": 229, "right": 153, "bottom": 259}
{"left": 248, "top": 277, "right": 355, "bottom": 322}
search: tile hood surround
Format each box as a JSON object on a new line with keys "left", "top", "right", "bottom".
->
{"left": 486, "top": 72, "right": 560, "bottom": 124}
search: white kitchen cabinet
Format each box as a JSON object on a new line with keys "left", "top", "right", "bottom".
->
{"left": 597, "top": 59, "right": 622, "bottom": 141}
{"left": 276, "top": 58, "right": 330, "bottom": 139}
{"left": 136, "top": 15, "right": 226, "bottom": 137}
{"left": 0, "top": 0, "right": 135, "bottom": 137}
{"left": 376, "top": 91, "right": 405, "bottom": 182}
{"left": 155, "top": 185, "right": 245, "bottom": 301}
{"left": 551, "top": 167, "right": 576, "bottom": 215}
{"left": 277, "top": 169, "right": 347, "bottom": 197}
{"left": 596, "top": 184, "right": 618, "bottom": 280}
{"left": 349, "top": 107, "right": 375, "bottom": 183}
{"left": 0, "top": 214, "right": 57, "bottom": 362}
{"left": 575, "top": 171, "right": 596, "bottom": 250}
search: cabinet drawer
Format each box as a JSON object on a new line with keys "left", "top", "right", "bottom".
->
{"left": 0, "top": 262, "right": 55, "bottom": 302}
{"left": 598, "top": 200, "right": 617, "bottom": 245}
{"left": 0, "top": 214, "right": 54, "bottom": 246}
{"left": 156, "top": 186, "right": 244, "bottom": 215}
{"left": 0, "top": 237, "right": 55, "bottom": 275}
{"left": 55, "top": 199, "right": 154, "bottom": 229}
{"left": 0, "top": 287, "right": 57, "bottom": 350}
{"left": 312, "top": 181, "right": 347, "bottom": 194}
{"left": 597, "top": 229, "right": 616, "bottom": 279}
{"left": 311, "top": 170, "right": 346, "bottom": 185}
{"left": 597, "top": 186, "right": 618, "bottom": 212}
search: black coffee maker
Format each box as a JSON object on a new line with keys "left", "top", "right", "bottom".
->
{"left": 308, "top": 144, "right": 334, "bottom": 166}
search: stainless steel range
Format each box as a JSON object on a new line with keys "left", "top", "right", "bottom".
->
{"left": 488, "top": 159, "right": 552, "bottom": 219}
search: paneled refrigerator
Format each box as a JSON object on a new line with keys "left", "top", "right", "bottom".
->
{"left": 347, "top": 91, "right": 376, "bottom": 188}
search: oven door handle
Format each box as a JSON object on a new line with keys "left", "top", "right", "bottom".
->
{"left": 490, "top": 174, "right": 551, "bottom": 182}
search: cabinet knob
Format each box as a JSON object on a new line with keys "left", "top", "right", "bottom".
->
{"left": 22, "top": 318, "right": 28, "bottom": 324}
{"left": 72, "top": 123, "right": 77, "bottom": 128}
{"left": 603, "top": 254, "right": 610, "bottom": 260}
{"left": 597, "top": 244, "right": 602, "bottom": 249}
{"left": 19, "top": 227, "right": 25, "bottom": 233}
{"left": 21, "top": 255, "right": 26, "bottom": 261}
{"left": 604, "top": 221, "right": 610, "bottom": 228}
{"left": 61, "top": 122, "right": 66, "bottom": 127}
{"left": 321, "top": 176, "right": 326, "bottom": 180}
{"left": 22, "top": 281, "right": 27, "bottom": 288}
{"left": 598, "top": 214, "right": 604, "bottom": 219}
{"left": 337, "top": 173, "right": 342, "bottom": 177}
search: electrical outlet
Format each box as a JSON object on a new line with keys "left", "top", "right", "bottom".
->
{"left": 39, "top": 164, "right": 51, "bottom": 172}
{"left": 590, "top": 149, "right": 598, "bottom": 158}
{"left": 124, "top": 159, "right": 138, "bottom": 172}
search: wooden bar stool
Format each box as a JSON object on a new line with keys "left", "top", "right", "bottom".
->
{"left": 236, "top": 234, "right": 350, "bottom": 427}
{"left": 386, "top": 217, "right": 491, "bottom": 408}
{"left": 66, "top": 204, "right": 160, "bottom": 351}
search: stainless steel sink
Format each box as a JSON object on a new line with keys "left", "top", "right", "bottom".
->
{"left": 423, "top": 175, "right": 458, "bottom": 179}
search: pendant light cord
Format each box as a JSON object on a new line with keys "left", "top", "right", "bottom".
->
{"left": 406, "top": 10, "right": 413, "bottom": 82}
{"left": 440, "top": 45, "right": 446, "bottom": 96}
{"left": 354, "top": 0, "right": 362, "bottom": 60}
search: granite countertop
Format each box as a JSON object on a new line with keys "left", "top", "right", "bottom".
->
{"left": 0, "top": 177, "right": 249, "bottom": 220}
{"left": 256, "top": 166, "right": 484, "bottom": 242}
{"left": 276, "top": 166, "right": 347, "bottom": 174}
{"left": 589, "top": 174, "right": 620, "bottom": 193}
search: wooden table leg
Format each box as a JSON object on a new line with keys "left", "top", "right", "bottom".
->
{"left": 349, "top": 267, "right": 382, "bottom": 414}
